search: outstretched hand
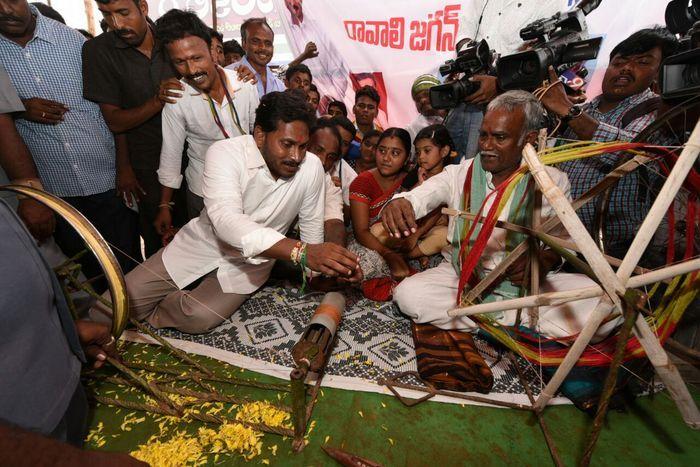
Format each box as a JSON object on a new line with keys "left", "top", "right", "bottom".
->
{"left": 305, "top": 242, "right": 362, "bottom": 282}
{"left": 381, "top": 198, "right": 417, "bottom": 239}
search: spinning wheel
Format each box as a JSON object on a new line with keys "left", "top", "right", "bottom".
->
{"left": 0, "top": 185, "right": 129, "bottom": 338}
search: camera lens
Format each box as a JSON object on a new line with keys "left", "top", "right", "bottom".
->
{"left": 521, "top": 59, "right": 539, "bottom": 76}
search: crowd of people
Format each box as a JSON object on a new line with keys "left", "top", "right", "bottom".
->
{"left": 0, "top": 0, "right": 683, "bottom": 460}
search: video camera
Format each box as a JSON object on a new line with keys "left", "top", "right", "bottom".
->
{"left": 496, "top": 9, "right": 602, "bottom": 91}
{"left": 660, "top": 0, "right": 700, "bottom": 99}
{"left": 429, "top": 39, "right": 493, "bottom": 110}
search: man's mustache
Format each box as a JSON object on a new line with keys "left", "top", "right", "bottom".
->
{"left": 115, "top": 28, "right": 136, "bottom": 36}
{"left": 0, "top": 15, "right": 25, "bottom": 23}
{"left": 187, "top": 72, "right": 207, "bottom": 81}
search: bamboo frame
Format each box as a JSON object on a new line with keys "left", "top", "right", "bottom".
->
{"left": 517, "top": 120, "right": 700, "bottom": 427}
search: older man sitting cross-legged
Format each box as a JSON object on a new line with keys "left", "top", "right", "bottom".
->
{"left": 382, "top": 91, "right": 622, "bottom": 341}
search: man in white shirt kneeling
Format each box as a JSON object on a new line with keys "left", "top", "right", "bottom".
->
{"left": 91, "top": 91, "right": 362, "bottom": 334}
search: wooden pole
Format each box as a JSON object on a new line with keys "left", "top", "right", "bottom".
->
{"left": 528, "top": 130, "right": 548, "bottom": 328}
{"left": 83, "top": 0, "right": 96, "bottom": 37}
{"left": 448, "top": 257, "right": 700, "bottom": 317}
{"left": 579, "top": 299, "right": 639, "bottom": 466}
{"left": 211, "top": 0, "right": 217, "bottom": 32}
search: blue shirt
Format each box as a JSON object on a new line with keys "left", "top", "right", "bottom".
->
{"left": 0, "top": 7, "right": 116, "bottom": 198}
{"left": 227, "top": 56, "right": 286, "bottom": 97}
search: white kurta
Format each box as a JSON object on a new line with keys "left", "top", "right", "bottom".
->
{"left": 392, "top": 157, "right": 621, "bottom": 340}
{"left": 331, "top": 158, "right": 358, "bottom": 206}
{"left": 158, "top": 68, "right": 259, "bottom": 197}
{"left": 162, "top": 135, "right": 326, "bottom": 294}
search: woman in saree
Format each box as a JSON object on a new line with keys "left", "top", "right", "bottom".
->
{"left": 348, "top": 128, "right": 412, "bottom": 283}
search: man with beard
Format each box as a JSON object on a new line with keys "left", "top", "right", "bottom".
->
{"left": 0, "top": 0, "right": 140, "bottom": 279}
{"left": 227, "top": 17, "right": 285, "bottom": 97}
{"left": 153, "top": 10, "right": 258, "bottom": 239}
{"left": 406, "top": 74, "right": 447, "bottom": 158}
{"left": 540, "top": 27, "right": 678, "bottom": 258}
{"left": 91, "top": 92, "right": 362, "bottom": 334}
{"left": 382, "top": 91, "right": 618, "bottom": 340}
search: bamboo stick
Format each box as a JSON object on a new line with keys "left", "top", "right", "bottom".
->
{"left": 448, "top": 258, "right": 700, "bottom": 317}
{"left": 106, "top": 356, "right": 181, "bottom": 414}
{"left": 377, "top": 378, "right": 535, "bottom": 411}
{"left": 509, "top": 353, "right": 563, "bottom": 467}
{"left": 529, "top": 188, "right": 542, "bottom": 328}
{"left": 580, "top": 297, "right": 639, "bottom": 466}
{"left": 290, "top": 364, "right": 309, "bottom": 452}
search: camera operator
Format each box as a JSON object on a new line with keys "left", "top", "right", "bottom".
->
{"left": 540, "top": 27, "right": 678, "bottom": 259}
{"left": 447, "top": 0, "right": 561, "bottom": 160}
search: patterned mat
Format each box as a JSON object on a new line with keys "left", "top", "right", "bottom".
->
{"left": 136, "top": 282, "right": 571, "bottom": 406}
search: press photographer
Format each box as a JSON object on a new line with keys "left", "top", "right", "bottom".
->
{"left": 443, "top": 0, "right": 561, "bottom": 160}
{"left": 540, "top": 27, "right": 679, "bottom": 258}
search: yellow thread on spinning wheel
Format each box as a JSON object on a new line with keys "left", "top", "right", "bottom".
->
{"left": 0, "top": 184, "right": 129, "bottom": 338}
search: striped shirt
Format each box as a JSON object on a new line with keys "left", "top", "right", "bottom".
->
{"left": 0, "top": 7, "right": 115, "bottom": 198}
{"left": 558, "top": 89, "right": 659, "bottom": 249}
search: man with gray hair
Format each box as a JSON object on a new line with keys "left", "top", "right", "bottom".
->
{"left": 381, "top": 91, "right": 620, "bottom": 339}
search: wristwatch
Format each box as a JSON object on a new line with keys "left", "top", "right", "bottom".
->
{"left": 560, "top": 105, "right": 583, "bottom": 124}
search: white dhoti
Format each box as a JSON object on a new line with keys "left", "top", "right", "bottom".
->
{"left": 394, "top": 260, "right": 621, "bottom": 341}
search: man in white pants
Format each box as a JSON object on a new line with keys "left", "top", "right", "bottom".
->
{"left": 382, "top": 91, "right": 621, "bottom": 340}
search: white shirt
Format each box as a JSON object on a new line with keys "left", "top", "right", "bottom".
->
{"left": 393, "top": 156, "right": 570, "bottom": 271}
{"left": 456, "top": 0, "right": 563, "bottom": 56}
{"left": 330, "top": 158, "right": 357, "bottom": 206}
{"left": 157, "top": 67, "right": 259, "bottom": 197}
{"left": 162, "top": 135, "right": 326, "bottom": 294}
{"left": 324, "top": 173, "right": 344, "bottom": 222}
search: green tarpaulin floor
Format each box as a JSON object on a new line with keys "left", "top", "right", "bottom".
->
{"left": 85, "top": 341, "right": 700, "bottom": 466}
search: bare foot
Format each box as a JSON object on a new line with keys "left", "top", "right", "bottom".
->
{"left": 384, "top": 252, "right": 410, "bottom": 280}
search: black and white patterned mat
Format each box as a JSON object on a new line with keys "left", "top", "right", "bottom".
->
{"left": 133, "top": 282, "right": 571, "bottom": 406}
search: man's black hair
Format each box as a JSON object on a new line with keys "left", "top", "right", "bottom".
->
{"left": 327, "top": 100, "right": 348, "bottom": 117}
{"left": 610, "top": 27, "right": 679, "bottom": 61}
{"left": 241, "top": 17, "right": 273, "bottom": 42}
{"left": 285, "top": 64, "right": 312, "bottom": 82}
{"left": 210, "top": 28, "right": 223, "bottom": 44}
{"left": 355, "top": 85, "right": 380, "bottom": 105}
{"left": 254, "top": 91, "right": 315, "bottom": 133}
{"left": 330, "top": 115, "right": 357, "bottom": 139}
{"left": 154, "top": 9, "right": 212, "bottom": 47}
{"left": 362, "top": 128, "right": 381, "bottom": 142}
{"left": 311, "top": 119, "right": 342, "bottom": 151}
{"left": 223, "top": 39, "right": 245, "bottom": 55}
{"left": 32, "top": 2, "right": 65, "bottom": 24}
